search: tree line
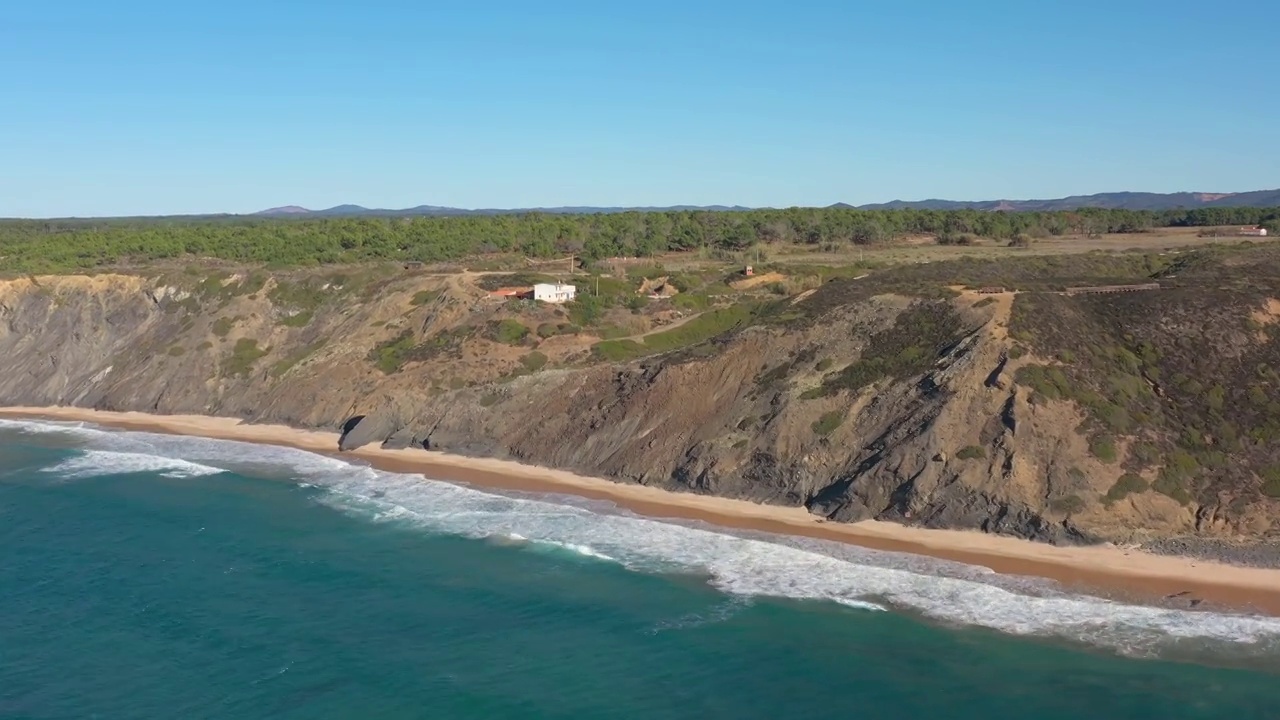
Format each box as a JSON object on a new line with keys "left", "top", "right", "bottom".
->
{"left": 1, "top": 206, "right": 1277, "bottom": 272}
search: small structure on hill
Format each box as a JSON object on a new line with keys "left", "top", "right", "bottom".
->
{"left": 533, "top": 282, "right": 577, "bottom": 304}
{"left": 403, "top": 261, "right": 424, "bottom": 270}
{"left": 744, "top": 265, "right": 754, "bottom": 277}
{"left": 1064, "top": 282, "right": 1160, "bottom": 296}
{"left": 1239, "top": 226, "right": 1269, "bottom": 237}
{"left": 489, "top": 286, "right": 533, "bottom": 300}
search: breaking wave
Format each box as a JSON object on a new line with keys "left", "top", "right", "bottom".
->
{"left": 45, "top": 450, "right": 225, "bottom": 480}
{"left": 6, "top": 417, "right": 1280, "bottom": 659}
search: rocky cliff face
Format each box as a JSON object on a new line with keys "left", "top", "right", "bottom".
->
{"left": 2, "top": 256, "right": 1278, "bottom": 548}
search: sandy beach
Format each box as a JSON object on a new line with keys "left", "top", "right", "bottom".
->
{"left": 6, "top": 405, "right": 1280, "bottom": 616}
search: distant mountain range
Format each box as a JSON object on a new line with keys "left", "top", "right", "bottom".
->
{"left": 254, "top": 190, "right": 1280, "bottom": 218}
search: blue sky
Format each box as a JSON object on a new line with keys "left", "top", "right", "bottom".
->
{"left": 2, "top": 0, "right": 1277, "bottom": 217}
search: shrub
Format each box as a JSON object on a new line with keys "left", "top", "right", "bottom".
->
{"left": 1153, "top": 470, "right": 1193, "bottom": 505}
{"left": 479, "top": 392, "right": 501, "bottom": 408}
{"left": 1262, "top": 468, "right": 1280, "bottom": 498}
{"left": 1090, "top": 435, "right": 1118, "bottom": 463}
{"left": 815, "top": 358, "right": 833, "bottom": 372}
{"left": 493, "top": 319, "right": 530, "bottom": 345}
{"left": 271, "top": 339, "right": 326, "bottom": 377}
{"left": 537, "top": 323, "right": 560, "bottom": 339}
{"left": 279, "top": 310, "right": 313, "bottom": 328}
{"left": 955, "top": 445, "right": 986, "bottom": 460}
{"left": 223, "top": 338, "right": 268, "bottom": 377}
{"left": 812, "top": 302, "right": 963, "bottom": 398}
{"left": 166, "top": 345, "right": 186, "bottom": 357}
{"left": 212, "top": 316, "right": 235, "bottom": 337}
{"left": 1106, "top": 473, "right": 1149, "bottom": 503}
{"left": 520, "top": 351, "right": 548, "bottom": 372}
{"left": 1050, "top": 495, "right": 1085, "bottom": 515}
{"left": 369, "top": 331, "right": 417, "bottom": 374}
{"left": 410, "top": 289, "right": 441, "bottom": 306}
{"left": 812, "top": 411, "right": 844, "bottom": 436}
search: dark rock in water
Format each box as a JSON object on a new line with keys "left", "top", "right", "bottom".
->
{"left": 381, "top": 426, "right": 419, "bottom": 450}
{"left": 338, "top": 414, "right": 398, "bottom": 451}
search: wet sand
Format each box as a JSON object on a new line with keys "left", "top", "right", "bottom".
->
{"left": 6, "top": 406, "right": 1280, "bottom": 615}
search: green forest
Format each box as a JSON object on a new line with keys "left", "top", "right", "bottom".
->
{"left": 1, "top": 206, "right": 1277, "bottom": 273}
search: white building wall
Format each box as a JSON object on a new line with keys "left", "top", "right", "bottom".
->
{"left": 533, "top": 283, "right": 577, "bottom": 303}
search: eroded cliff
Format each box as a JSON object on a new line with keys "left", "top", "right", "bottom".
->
{"left": 3, "top": 248, "right": 1279, "bottom": 549}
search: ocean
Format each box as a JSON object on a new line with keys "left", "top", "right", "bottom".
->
{"left": 2, "top": 419, "right": 1280, "bottom": 719}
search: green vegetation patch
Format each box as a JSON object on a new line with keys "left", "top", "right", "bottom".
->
{"left": 1106, "top": 473, "right": 1149, "bottom": 503}
{"left": 490, "top": 319, "right": 530, "bottom": 345}
{"left": 410, "top": 289, "right": 441, "bottom": 306}
{"left": 1050, "top": 495, "right": 1085, "bottom": 515}
{"left": 1, "top": 205, "right": 1275, "bottom": 275}
{"left": 1089, "top": 435, "right": 1118, "bottom": 464}
{"left": 369, "top": 331, "right": 418, "bottom": 374}
{"left": 592, "top": 302, "right": 763, "bottom": 362}
{"left": 368, "top": 326, "right": 473, "bottom": 374}
{"left": 811, "top": 301, "right": 966, "bottom": 398}
{"left": 955, "top": 446, "right": 986, "bottom": 460}
{"left": 211, "top": 316, "right": 236, "bottom": 338}
{"left": 271, "top": 339, "right": 327, "bottom": 377}
{"left": 269, "top": 279, "right": 330, "bottom": 328}
{"left": 520, "top": 351, "right": 548, "bottom": 372}
{"left": 476, "top": 273, "right": 556, "bottom": 292}
{"left": 812, "top": 411, "right": 845, "bottom": 436}
{"left": 1263, "top": 468, "right": 1280, "bottom": 499}
{"left": 222, "top": 338, "right": 268, "bottom": 377}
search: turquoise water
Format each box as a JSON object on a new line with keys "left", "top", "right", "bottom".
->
{"left": 3, "top": 420, "right": 1280, "bottom": 719}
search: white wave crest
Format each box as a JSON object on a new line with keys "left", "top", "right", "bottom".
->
{"left": 45, "top": 450, "right": 225, "bottom": 480}
{"left": 8, "top": 417, "right": 1280, "bottom": 657}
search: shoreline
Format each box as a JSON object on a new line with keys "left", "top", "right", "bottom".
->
{"left": 6, "top": 406, "right": 1280, "bottom": 616}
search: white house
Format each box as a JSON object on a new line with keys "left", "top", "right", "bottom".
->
{"left": 533, "top": 282, "right": 577, "bottom": 303}
{"left": 1239, "top": 226, "right": 1269, "bottom": 237}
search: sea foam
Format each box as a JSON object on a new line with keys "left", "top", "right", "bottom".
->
{"left": 45, "top": 449, "right": 225, "bottom": 480}
{"left": 6, "top": 417, "right": 1280, "bottom": 659}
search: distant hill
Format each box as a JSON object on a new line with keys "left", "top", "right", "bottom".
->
{"left": 855, "top": 190, "right": 1280, "bottom": 212}
{"left": 255, "top": 204, "right": 754, "bottom": 218}
{"left": 252, "top": 191, "right": 1280, "bottom": 218}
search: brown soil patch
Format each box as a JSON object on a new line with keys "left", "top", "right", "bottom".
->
{"left": 730, "top": 271, "right": 786, "bottom": 290}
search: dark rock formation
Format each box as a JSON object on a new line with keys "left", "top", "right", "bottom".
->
{"left": 338, "top": 414, "right": 398, "bottom": 451}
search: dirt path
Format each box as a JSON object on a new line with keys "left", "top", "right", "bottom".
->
{"left": 955, "top": 287, "right": 1016, "bottom": 341}
{"left": 623, "top": 311, "right": 706, "bottom": 341}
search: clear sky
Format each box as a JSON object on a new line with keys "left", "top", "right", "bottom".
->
{"left": 2, "top": 0, "right": 1277, "bottom": 217}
